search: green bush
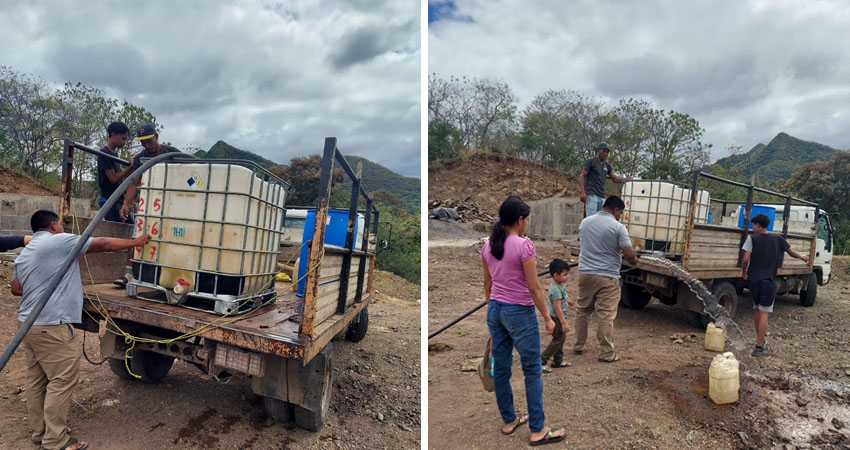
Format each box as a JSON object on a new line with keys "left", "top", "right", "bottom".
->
{"left": 375, "top": 205, "right": 420, "bottom": 284}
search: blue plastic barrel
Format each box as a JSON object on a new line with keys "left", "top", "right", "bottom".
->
{"left": 297, "top": 209, "right": 359, "bottom": 297}
{"left": 737, "top": 205, "right": 775, "bottom": 231}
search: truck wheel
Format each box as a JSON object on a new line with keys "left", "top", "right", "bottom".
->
{"left": 128, "top": 349, "right": 174, "bottom": 384}
{"left": 689, "top": 281, "right": 738, "bottom": 328}
{"left": 620, "top": 283, "right": 652, "bottom": 309}
{"left": 263, "top": 397, "right": 294, "bottom": 423}
{"left": 107, "top": 358, "right": 134, "bottom": 381}
{"left": 800, "top": 274, "right": 817, "bottom": 307}
{"left": 345, "top": 307, "right": 369, "bottom": 342}
{"left": 712, "top": 281, "right": 738, "bottom": 319}
{"left": 294, "top": 343, "right": 334, "bottom": 431}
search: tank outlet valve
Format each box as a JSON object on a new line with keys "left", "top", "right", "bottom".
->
{"left": 174, "top": 279, "right": 191, "bottom": 295}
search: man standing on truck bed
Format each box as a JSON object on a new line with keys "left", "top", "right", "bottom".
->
{"left": 741, "top": 213, "right": 808, "bottom": 357}
{"left": 119, "top": 123, "right": 182, "bottom": 221}
{"left": 11, "top": 210, "right": 150, "bottom": 450}
{"left": 97, "top": 121, "right": 135, "bottom": 224}
{"left": 573, "top": 195, "right": 638, "bottom": 362}
{"left": 579, "top": 142, "right": 631, "bottom": 218}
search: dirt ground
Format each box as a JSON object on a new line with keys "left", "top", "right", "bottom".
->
{"left": 0, "top": 166, "right": 57, "bottom": 196}
{"left": 428, "top": 220, "right": 850, "bottom": 449}
{"left": 0, "top": 268, "right": 420, "bottom": 450}
{"left": 428, "top": 154, "right": 580, "bottom": 216}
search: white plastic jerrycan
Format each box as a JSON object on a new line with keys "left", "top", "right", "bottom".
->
{"left": 709, "top": 352, "right": 739, "bottom": 404}
{"left": 705, "top": 322, "right": 725, "bottom": 352}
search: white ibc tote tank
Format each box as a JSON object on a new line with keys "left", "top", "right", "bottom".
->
{"left": 620, "top": 180, "right": 710, "bottom": 254}
{"left": 130, "top": 161, "right": 288, "bottom": 315}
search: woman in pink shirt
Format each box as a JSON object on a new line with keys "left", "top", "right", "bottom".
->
{"left": 482, "top": 196, "right": 566, "bottom": 446}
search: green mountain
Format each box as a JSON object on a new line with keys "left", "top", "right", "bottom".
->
{"left": 337, "top": 155, "right": 420, "bottom": 214}
{"left": 194, "top": 141, "right": 419, "bottom": 213}
{"left": 195, "top": 140, "right": 278, "bottom": 168}
{"left": 711, "top": 132, "right": 838, "bottom": 184}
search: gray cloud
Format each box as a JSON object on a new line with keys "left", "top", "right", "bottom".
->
{"left": 1, "top": 0, "right": 421, "bottom": 177}
{"left": 430, "top": 0, "right": 850, "bottom": 158}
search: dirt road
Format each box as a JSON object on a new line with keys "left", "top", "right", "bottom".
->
{"left": 0, "top": 267, "right": 420, "bottom": 450}
{"left": 428, "top": 221, "right": 850, "bottom": 449}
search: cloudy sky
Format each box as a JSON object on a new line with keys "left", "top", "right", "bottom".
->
{"left": 1, "top": 0, "right": 421, "bottom": 177}
{"left": 429, "top": 0, "right": 850, "bottom": 161}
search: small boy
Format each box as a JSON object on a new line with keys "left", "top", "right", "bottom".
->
{"left": 542, "top": 258, "right": 574, "bottom": 371}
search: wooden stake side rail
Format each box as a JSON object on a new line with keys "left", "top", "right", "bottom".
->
{"left": 82, "top": 283, "right": 370, "bottom": 362}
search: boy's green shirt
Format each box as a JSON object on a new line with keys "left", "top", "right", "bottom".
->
{"left": 547, "top": 281, "right": 568, "bottom": 318}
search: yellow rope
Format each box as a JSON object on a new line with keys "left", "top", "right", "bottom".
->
{"left": 73, "top": 215, "right": 324, "bottom": 378}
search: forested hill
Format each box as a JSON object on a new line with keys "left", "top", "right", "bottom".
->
{"left": 337, "top": 155, "right": 420, "bottom": 214}
{"left": 711, "top": 133, "right": 838, "bottom": 183}
{"left": 194, "top": 140, "right": 278, "bottom": 168}
{"left": 193, "top": 141, "right": 419, "bottom": 213}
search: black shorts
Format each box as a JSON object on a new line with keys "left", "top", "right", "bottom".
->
{"left": 749, "top": 278, "right": 776, "bottom": 313}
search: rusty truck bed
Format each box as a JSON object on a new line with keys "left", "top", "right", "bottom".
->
{"left": 83, "top": 282, "right": 369, "bottom": 362}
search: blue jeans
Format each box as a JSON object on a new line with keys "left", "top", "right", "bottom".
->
{"left": 585, "top": 194, "right": 605, "bottom": 217}
{"left": 486, "top": 300, "right": 545, "bottom": 432}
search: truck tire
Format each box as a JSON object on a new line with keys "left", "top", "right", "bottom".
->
{"left": 800, "top": 274, "right": 817, "bottom": 307}
{"left": 294, "top": 343, "right": 334, "bottom": 431}
{"left": 620, "top": 283, "right": 652, "bottom": 309}
{"left": 345, "top": 307, "right": 369, "bottom": 342}
{"left": 712, "top": 281, "right": 738, "bottom": 319}
{"left": 128, "top": 349, "right": 174, "bottom": 384}
{"left": 107, "top": 358, "right": 134, "bottom": 381}
{"left": 690, "top": 281, "right": 738, "bottom": 328}
{"left": 263, "top": 397, "right": 294, "bottom": 423}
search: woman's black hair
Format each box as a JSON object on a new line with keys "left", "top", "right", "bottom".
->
{"left": 489, "top": 196, "right": 530, "bottom": 260}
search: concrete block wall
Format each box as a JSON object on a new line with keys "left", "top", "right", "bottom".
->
{"left": 527, "top": 197, "right": 583, "bottom": 240}
{"left": 0, "top": 194, "right": 93, "bottom": 236}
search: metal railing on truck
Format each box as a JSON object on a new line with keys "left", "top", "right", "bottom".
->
{"left": 60, "top": 137, "right": 380, "bottom": 337}
{"left": 681, "top": 171, "right": 818, "bottom": 271}
{"left": 300, "top": 137, "right": 380, "bottom": 336}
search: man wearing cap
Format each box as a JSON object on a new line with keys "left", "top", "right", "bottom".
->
{"left": 119, "top": 123, "right": 182, "bottom": 221}
{"left": 96, "top": 121, "right": 135, "bottom": 224}
{"left": 579, "top": 142, "right": 631, "bottom": 217}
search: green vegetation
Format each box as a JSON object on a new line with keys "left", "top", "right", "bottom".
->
{"left": 782, "top": 151, "right": 850, "bottom": 255}
{"left": 711, "top": 133, "right": 837, "bottom": 186}
{"left": 428, "top": 74, "right": 712, "bottom": 180}
{"left": 194, "top": 140, "right": 278, "bottom": 168}
{"left": 374, "top": 201, "right": 420, "bottom": 284}
{"left": 336, "top": 155, "right": 420, "bottom": 214}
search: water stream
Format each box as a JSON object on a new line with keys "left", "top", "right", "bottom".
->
{"left": 640, "top": 255, "right": 748, "bottom": 351}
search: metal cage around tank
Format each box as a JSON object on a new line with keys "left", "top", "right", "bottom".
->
{"left": 127, "top": 159, "right": 290, "bottom": 315}
{"left": 620, "top": 179, "right": 711, "bottom": 255}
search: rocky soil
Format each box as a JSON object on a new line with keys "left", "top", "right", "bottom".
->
{"left": 428, "top": 224, "right": 850, "bottom": 450}
{"left": 0, "top": 267, "right": 421, "bottom": 450}
{"left": 428, "top": 154, "right": 581, "bottom": 216}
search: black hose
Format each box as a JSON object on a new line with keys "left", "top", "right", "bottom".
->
{"left": 0, "top": 151, "right": 194, "bottom": 374}
{"left": 427, "top": 262, "right": 579, "bottom": 340}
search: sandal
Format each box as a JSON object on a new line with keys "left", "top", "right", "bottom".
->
{"left": 502, "top": 414, "right": 528, "bottom": 435}
{"left": 529, "top": 428, "right": 566, "bottom": 446}
{"left": 551, "top": 361, "right": 570, "bottom": 368}
{"left": 541, "top": 366, "right": 552, "bottom": 374}
{"left": 598, "top": 354, "right": 620, "bottom": 363}
{"left": 60, "top": 437, "right": 88, "bottom": 450}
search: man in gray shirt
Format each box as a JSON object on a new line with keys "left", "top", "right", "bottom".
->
{"left": 579, "top": 142, "right": 631, "bottom": 218}
{"left": 573, "top": 196, "right": 638, "bottom": 362}
{"left": 11, "top": 210, "right": 149, "bottom": 450}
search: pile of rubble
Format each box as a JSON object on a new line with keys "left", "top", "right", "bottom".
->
{"left": 428, "top": 199, "right": 495, "bottom": 223}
